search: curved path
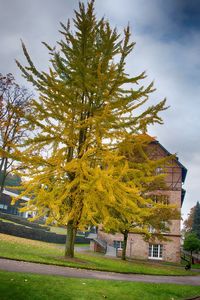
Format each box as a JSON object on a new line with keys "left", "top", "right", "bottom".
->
{"left": 0, "top": 258, "right": 200, "bottom": 286}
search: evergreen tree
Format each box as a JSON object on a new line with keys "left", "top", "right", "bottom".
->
{"left": 192, "top": 202, "right": 200, "bottom": 239}
{"left": 13, "top": 1, "right": 173, "bottom": 258}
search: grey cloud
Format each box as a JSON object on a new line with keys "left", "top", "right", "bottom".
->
{"left": 0, "top": 0, "right": 199, "bottom": 220}
{"left": 0, "top": 0, "right": 77, "bottom": 80}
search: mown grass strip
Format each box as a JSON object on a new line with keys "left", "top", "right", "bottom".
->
{"left": 0, "top": 270, "right": 200, "bottom": 300}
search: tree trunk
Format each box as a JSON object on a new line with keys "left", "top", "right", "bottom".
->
{"left": 65, "top": 221, "right": 77, "bottom": 258}
{"left": 0, "top": 157, "right": 8, "bottom": 197}
{"left": 122, "top": 230, "right": 128, "bottom": 260}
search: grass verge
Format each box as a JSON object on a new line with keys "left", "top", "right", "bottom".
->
{"left": 49, "top": 226, "right": 66, "bottom": 235}
{"left": 0, "top": 234, "right": 197, "bottom": 276}
{"left": 0, "top": 270, "right": 200, "bottom": 300}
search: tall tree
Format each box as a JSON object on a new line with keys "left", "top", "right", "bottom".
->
{"left": 183, "top": 202, "right": 200, "bottom": 238}
{"left": 183, "top": 205, "right": 195, "bottom": 234}
{"left": 0, "top": 73, "right": 30, "bottom": 194}
{"left": 192, "top": 202, "right": 200, "bottom": 239}
{"left": 14, "top": 1, "right": 170, "bottom": 258}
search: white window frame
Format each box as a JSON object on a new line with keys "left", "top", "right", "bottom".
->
{"left": 148, "top": 244, "right": 163, "bottom": 260}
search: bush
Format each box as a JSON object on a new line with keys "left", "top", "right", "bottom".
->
{"left": 0, "top": 220, "right": 89, "bottom": 244}
{"left": 0, "top": 212, "right": 50, "bottom": 231}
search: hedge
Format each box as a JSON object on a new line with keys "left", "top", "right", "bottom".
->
{"left": 0, "top": 220, "right": 90, "bottom": 244}
{"left": 0, "top": 212, "right": 50, "bottom": 231}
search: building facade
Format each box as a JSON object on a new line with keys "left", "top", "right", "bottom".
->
{"left": 0, "top": 189, "right": 29, "bottom": 218}
{"left": 92, "top": 140, "right": 187, "bottom": 263}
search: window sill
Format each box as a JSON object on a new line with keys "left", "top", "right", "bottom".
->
{"left": 148, "top": 257, "right": 163, "bottom": 260}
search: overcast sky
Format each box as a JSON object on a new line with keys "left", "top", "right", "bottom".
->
{"left": 1, "top": 0, "right": 200, "bottom": 221}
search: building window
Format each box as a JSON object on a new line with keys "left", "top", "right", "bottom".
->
{"left": 114, "top": 240, "right": 124, "bottom": 250}
{"left": 149, "top": 225, "right": 156, "bottom": 233}
{"left": 0, "top": 204, "right": 8, "bottom": 210}
{"left": 151, "top": 195, "right": 169, "bottom": 205}
{"left": 155, "top": 167, "right": 163, "bottom": 174}
{"left": 148, "top": 244, "right": 163, "bottom": 259}
{"left": 149, "top": 222, "right": 169, "bottom": 234}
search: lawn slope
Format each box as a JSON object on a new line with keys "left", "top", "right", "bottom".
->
{"left": 0, "top": 234, "right": 195, "bottom": 276}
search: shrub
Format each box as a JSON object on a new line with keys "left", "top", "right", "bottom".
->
{"left": 0, "top": 212, "right": 50, "bottom": 231}
{"left": 0, "top": 220, "right": 89, "bottom": 244}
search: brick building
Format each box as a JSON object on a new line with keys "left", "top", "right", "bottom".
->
{"left": 91, "top": 139, "right": 187, "bottom": 263}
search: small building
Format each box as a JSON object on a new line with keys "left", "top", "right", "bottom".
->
{"left": 0, "top": 189, "right": 30, "bottom": 218}
{"left": 91, "top": 139, "right": 187, "bottom": 263}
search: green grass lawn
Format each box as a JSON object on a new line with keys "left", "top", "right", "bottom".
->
{"left": 49, "top": 226, "right": 85, "bottom": 236}
{"left": 0, "top": 234, "right": 197, "bottom": 276}
{"left": 0, "top": 270, "right": 200, "bottom": 300}
{"left": 193, "top": 264, "right": 200, "bottom": 269}
{"left": 49, "top": 226, "right": 67, "bottom": 235}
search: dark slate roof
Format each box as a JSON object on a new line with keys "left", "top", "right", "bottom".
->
{"left": 151, "top": 140, "right": 187, "bottom": 184}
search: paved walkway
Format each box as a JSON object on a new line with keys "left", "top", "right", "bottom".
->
{"left": 0, "top": 258, "right": 200, "bottom": 286}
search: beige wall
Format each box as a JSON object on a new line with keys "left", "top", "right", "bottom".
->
{"left": 127, "top": 234, "right": 181, "bottom": 263}
{"left": 97, "top": 189, "right": 182, "bottom": 262}
{"left": 152, "top": 190, "right": 181, "bottom": 235}
{"left": 98, "top": 231, "right": 181, "bottom": 263}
